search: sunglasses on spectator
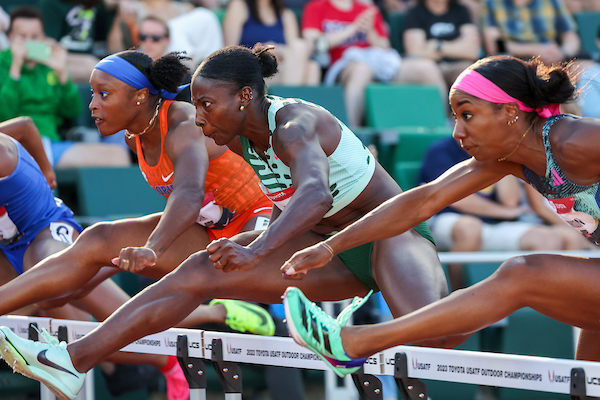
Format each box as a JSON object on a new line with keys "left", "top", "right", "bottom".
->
{"left": 139, "top": 33, "right": 168, "bottom": 42}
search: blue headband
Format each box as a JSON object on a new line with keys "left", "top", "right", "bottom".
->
{"left": 94, "top": 54, "right": 189, "bottom": 100}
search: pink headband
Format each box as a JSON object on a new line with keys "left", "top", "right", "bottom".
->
{"left": 451, "top": 69, "right": 561, "bottom": 118}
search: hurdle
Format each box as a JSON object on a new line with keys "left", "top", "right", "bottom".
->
{"left": 1, "top": 314, "right": 599, "bottom": 400}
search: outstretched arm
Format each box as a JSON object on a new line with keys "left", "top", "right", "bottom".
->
{"left": 282, "top": 158, "right": 516, "bottom": 277}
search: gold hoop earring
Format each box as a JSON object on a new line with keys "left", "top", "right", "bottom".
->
{"left": 240, "top": 105, "right": 245, "bottom": 111}
{"left": 508, "top": 115, "right": 519, "bottom": 125}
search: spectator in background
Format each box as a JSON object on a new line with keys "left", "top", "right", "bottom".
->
{"left": 403, "top": 0, "right": 481, "bottom": 88}
{"left": 0, "top": 7, "right": 8, "bottom": 51}
{"left": 563, "top": 0, "right": 600, "bottom": 15}
{"left": 578, "top": 26, "right": 600, "bottom": 118}
{"left": 420, "top": 136, "right": 592, "bottom": 290}
{"left": 223, "top": 0, "right": 321, "bottom": 85}
{"left": 108, "top": 0, "right": 223, "bottom": 68}
{"left": 135, "top": 16, "right": 192, "bottom": 102}
{"left": 107, "top": 0, "right": 193, "bottom": 51}
{"left": 481, "top": 0, "right": 580, "bottom": 65}
{"left": 39, "top": 0, "right": 111, "bottom": 83}
{"left": 0, "top": 6, "right": 130, "bottom": 169}
{"left": 302, "top": 0, "right": 448, "bottom": 127}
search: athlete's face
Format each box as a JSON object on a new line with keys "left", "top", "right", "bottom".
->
{"left": 89, "top": 69, "right": 139, "bottom": 136}
{"left": 191, "top": 76, "right": 244, "bottom": 146}
{"left": 449, "top": 89, "right": 515, "bottom": 161}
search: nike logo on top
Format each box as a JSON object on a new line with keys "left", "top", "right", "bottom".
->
{"left": 162, "top": 172, "right": 174, "bottom": 182}
{"left": 37, "top": 350, "right": 79, "bottom": 377}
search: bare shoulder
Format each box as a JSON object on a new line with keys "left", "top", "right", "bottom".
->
{"left": 551, "top": 116, "right": 600, "bottom": 183}
{"left": 0, "top": 134, "right": 17, "bottom": 178}
{"left": 164, "top": 101, "right": 206, "bottom": 155}
{"left": 273, "top": 102, "right": 340, "bottom": 156}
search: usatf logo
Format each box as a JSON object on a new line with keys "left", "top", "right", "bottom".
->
{"left": 227, "top": 344, "right": 242, "bottom": 354}
{"left": 412, "top": 358, "right": 431, "bottom": 370}
{"left": 548, "top": 370, "right": 570, "bottom": 383}
{"left": 163, "top": 338, "right": 200, "bottom": 348}
{"left": 71, "top": 330, "right": 86, "bottom": 341}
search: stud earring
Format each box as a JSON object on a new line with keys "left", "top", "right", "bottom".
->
{"left": 508, "top": 115, "right": 519, "bottom": 125}
{"left": 137, "top": 101, "right": 141, "bottom": 106}
{"left": 240, "top": 105, "right": 245, "bottom": 111}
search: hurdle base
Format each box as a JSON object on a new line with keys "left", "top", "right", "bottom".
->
{"left": 211, "top": 338, "right": 243, "bottom": 398}
{"left": 395, "top": 352, "right": 428, "bottom": 400}
{"left": 352, "top": 366, "right": 384, "bottom": 399}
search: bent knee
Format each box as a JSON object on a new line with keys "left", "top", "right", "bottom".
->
{"left": 495, "top": 254, "right": 545, "bottom": 285}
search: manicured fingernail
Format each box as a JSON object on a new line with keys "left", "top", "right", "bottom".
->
{"left": 111, "top": 258, "right": 119, "bottom": 265}
{"left": 285, "top": 267, "right": 295, "bottom": 276}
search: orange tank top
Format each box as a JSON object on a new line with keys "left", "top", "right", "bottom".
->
{"left": 136, "top": 100, "right": 265, "bottom": 216}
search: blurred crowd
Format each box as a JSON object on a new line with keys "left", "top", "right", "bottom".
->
{"left": 0, "top": 0, "right": 598, "bottom": 142}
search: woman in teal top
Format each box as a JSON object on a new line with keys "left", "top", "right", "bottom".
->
{"left": 0, "top": 44, "right": 465, "bottom": 399}
{"left": 280, "top": 55, "right": 600, "bottom": 377}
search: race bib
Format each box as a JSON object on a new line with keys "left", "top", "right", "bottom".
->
{"left": 0, "top": 206, "right": 21, "bottom": 246}
{"left": 259, "top": 182, "right": 295, "bottom": 211}
{"left": 196, "top": 192, "right": 234, "bottom": 229}
{"left": 547, "top": 197, "right": 600, "bottom": 241}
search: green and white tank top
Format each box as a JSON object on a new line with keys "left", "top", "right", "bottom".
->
{"left": 239, "top": 96, "right": 375, "bottom": 218}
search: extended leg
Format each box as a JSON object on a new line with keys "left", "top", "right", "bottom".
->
{"left": 0, "top": 214, "right": 207, "bottom": 316}
{"left": 67, "top": 230, "right": 366, "bottom": 373}
{"left": 344, "top": 254, "right": 600, "bottom": 359}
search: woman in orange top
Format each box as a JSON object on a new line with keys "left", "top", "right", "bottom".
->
{"left": 0, "top": 50, "right": 275, "bottom": 399}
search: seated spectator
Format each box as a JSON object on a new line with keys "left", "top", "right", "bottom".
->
{"left": 0, "top": 7, "right": 8, "bottom": 51}
{"left": 0, "top": 6, "right": 130, "bottom": 169}
{"left": 302, "top": 0, "right": 448, "bottom": 127}
{"left": 403, "top": 0, "right": 481, "bottom": 88}
{"left": 107, "top": 0, "right": 193, "bottom": 51}
{"left": 108, "top": 0, "right": 222, "bottom": 68}
{"left": 223, "top": 0, "right": 321, "bottom": 85}
{"left": 39, "top": 0, "right": 111, "bottom": 83}
{"left": 578, "top": 26, "right": 600, "bottom": 118}
{"left": 481, "top": 0, "right": 580, "bottom": 65}
{"left": 563, "top": 0, "right": 600, "bottom": 15}
{"left": 135, "top": 16, "right": 192, "bottom": 102}
{"left": 420, "top": 136, "right": 592, "bottom": 290}
{"left": 166, "top": 7, "right": 224, "bottom": 67}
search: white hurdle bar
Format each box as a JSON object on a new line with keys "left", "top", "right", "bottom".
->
{"left": 437, "top": 250, "right": 599, "bottom": 264}
{"left": 1, "top": 315, "right": 599, "bottom": 400}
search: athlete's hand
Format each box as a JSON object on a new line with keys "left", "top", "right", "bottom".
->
{"left": 280, "top": 242, "right": 334, "bottom": 279}
{"left": 111, "top": 247, "right": 157, "bottom": 273}
{"left": 207, "top": 238, "right": 261, "bottom": 272}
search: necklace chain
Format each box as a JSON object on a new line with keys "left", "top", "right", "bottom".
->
{"left": 498, "top": 117, "right": 537, "bottom": 162}
{"left": 125, "top": 98, "right": 163, "bottom": 140}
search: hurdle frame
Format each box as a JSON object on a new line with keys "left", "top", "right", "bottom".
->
{"left": 2, "top": 249, "right": 599, "bottom": 399}
{"left": 1, "top": 315, "right": 599, "bottom": 400}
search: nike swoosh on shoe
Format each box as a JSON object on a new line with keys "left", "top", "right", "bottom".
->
{"left": 37, "top": 350, "right": 79, "bottom": 377}
{"left": 237, "top": 303, "right": 268, "bottom": 326}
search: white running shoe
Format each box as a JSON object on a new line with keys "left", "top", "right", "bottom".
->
{"left": 0, "top": 326, "right": 85, "bottom": 400}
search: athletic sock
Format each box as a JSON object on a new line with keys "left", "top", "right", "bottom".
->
{"left": 160, "top": 356, "right": 190, "bottom": 400}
